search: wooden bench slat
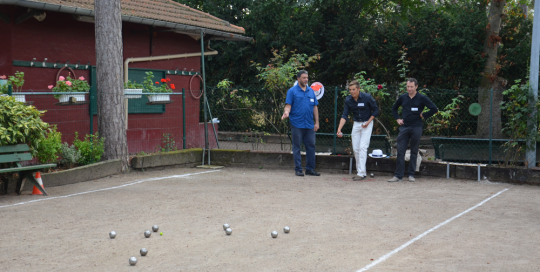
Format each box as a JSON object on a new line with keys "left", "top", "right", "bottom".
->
{"left": 0, "top": 164, "right": 57, "bottom": 174}
{"left": 0, "top": 144, "right": 30, "bottom": 154}
{"left": 0, "top": 153, "right": 33, "bottom": 163}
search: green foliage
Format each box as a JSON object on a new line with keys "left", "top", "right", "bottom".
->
{"left": 159, "top": 133, "right": 177, "bottom": 152}
{"left": 50, "top": 74, "right": 90, "bottom": 98}
{"left": 0, "top": 96, "right": 49, "bottom": 156}
{"left": 124, "top": 80, "right": 144, "bottom": 89}
{"left": 423, "top": 95, "right": 464, "bottom": 136}
{"left": 396, "top": 50, "right": 410, "bottom": 90}
{"left": 143, "top": 72, "right": 174, "bottom": 94}
{"left": 59, "top": 143, "right": 81, "bottom": 168}
{"left": 73, "top": 132, "right": 105, "bottom": 165}
{"left": 8, "top": 71, "right": 24, "bottom": 92}
{"left": 341, "top": 71, "right": 388, "bottom": 101}
{"left": 36, "top": 125, "right": 62, "bottom": 164}
{"left": 216, "top": 80, "right": 256, "bottom": 110}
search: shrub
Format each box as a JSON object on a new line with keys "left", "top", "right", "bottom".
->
{"left": 73, "top": 132, "right": 105, "bottom": 165}
{"left": 59, "top": 143, "right": 81, "bottom": 168}
{"left": 36, "top": 125, "right": 62, "bottom": 164}
{"left": 0, "top": 96, "right": 49, "bottom": 156}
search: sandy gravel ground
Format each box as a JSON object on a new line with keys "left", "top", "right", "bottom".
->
{"left": 0, "top": 167, "right": 538, "bottom": 272}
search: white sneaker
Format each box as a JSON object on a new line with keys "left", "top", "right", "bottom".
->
{"left": 408, "top": 176, "right": 416, "bottom": 182}
{"left": 388, "top": 176, "right": 402, "bottom": 182}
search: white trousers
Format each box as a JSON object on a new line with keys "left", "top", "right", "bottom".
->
{"left": 352, "top": 121, "right": 373, "bottom": 177}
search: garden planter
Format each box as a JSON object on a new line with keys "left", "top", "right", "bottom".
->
{"left": 124, "top": 89, "right": 143, "bottom": 99}
{"left": 58, "top": 94, "right": 86, "bottom": 103}
{"left": 13, "top": 94, "right": 26, "bottom": 103}
{"left": 148, "top": 94, "right": 170, "bottom": 102}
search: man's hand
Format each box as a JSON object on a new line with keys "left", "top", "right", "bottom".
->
{"left": 314, "top": 123, "right": 319, "bottom": 132}
{"left": 362, "top": 121, "right": 370, "bottom": 128}
{"left": 397, "top": 119, "right": 404, "bottom": 126}
{"left": 337, "top": 130, "right": 343, "bottom": 138}
{"left": 282, "top": 111, "right": 289, "bottom": 120}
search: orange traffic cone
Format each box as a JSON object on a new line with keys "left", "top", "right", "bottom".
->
{"left": 32, "top": 172, "right": 44, "bottom": 195}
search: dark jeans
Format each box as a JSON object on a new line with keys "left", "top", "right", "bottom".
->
{"left": 291, "top": 125, "right": 316, "bottom": 172}
{"left": 394, "top": 125, "right": 423, "bottom": 179}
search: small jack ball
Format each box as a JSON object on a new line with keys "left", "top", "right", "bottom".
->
{"left": 129, "top": 257, "right": 137, "bottom": 266}
{"left": 223, "top": 224, "right": 230, "bottom": 230}
{"left": 271, "top": 231, "right": 278, "bottom": 238}
{"left": 370, "top": 173, "right": 374, "bottom": 177}
{"left": 160, "top": 232, "right": 163, "bottom": 236}
{"left": 140, "top": 248, "right": 148, "bottom": 256}
{"left": 144, "top": 230, "right": 151, "bottom": 238}
{"left": 226, "top": 228, "right": 232, "bottom": 235}
{"left": 283, "top": 226, "right": 290, "bottom": 233}
{"left": 152, "top": 225, "right": 159, "bottom": 232}
{"left": 109, "top": 231, "right": 116, "bottom": 239}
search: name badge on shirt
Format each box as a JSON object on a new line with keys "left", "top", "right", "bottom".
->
{"left": 358, "top": 103, "right": 365, "bottom": 107}
{"left": 310, "top": 99, "right": 314, "bottom": 102}
{"left": 411, "top": 107, "right": 419, "bottom": 111}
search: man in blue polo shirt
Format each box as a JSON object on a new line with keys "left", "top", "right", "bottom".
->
{"left": 389, "top": 78, "right": 438, "bottom": 182}
{"left": 282, "top": 70, "right": 320, "bottom": 177}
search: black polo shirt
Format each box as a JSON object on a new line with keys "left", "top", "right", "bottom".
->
{"left": 341, "top": 92, "right": 379, "bottom": 122}
{"left": 392, "top": 92, "right": 438, "bottom": 127}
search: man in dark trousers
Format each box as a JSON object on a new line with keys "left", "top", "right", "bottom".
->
{"left": 282, "top": 70, "right": 320, "bottom": 177}
{"left": 388, "top": 78, "right": 438, "bottom": 182}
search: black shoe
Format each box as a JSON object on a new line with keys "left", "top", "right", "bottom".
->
{"left": 305, "top": 170, "right": 320, "bottom": 176}
{"left": 353, "top": 176, "right": 366, "bottom": 181}
{"left": 295, "top": 171, "right": 304, "bottom": 176}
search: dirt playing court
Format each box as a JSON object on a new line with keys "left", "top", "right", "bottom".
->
{"left": 1, "top": 167, "right": 539, "bottom": 271}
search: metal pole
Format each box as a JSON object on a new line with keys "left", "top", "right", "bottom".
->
{"left": 446, "top": 162, "right": 449, "bottom": 179}
{"left": 201, "top": 30, "right": 209, "bottom": 165}
{"left": 349, "top": 157, "right": 353, "bottom": 175}
{"left": 89, "top": 84, "right": 94, "bottom": 135}
{"left": 478, "top": 164, "right": 481, "bottom": 181}
{"left": 333, "top": 87, "right": 338, "bottom": 155}
{"left": 206, "top": 97, "right": 220, "bottom": 149}
{"left": 8, "top": 84, "right": 12, "bottom": 96}
{"left": 489, "top": 88, "right": 493, "bottom": 166}
{"left": 526, "top": 0, "right": 540, "bottom": 168}
{"left": 182, "top": 88, "right": 186, "bottom": 149}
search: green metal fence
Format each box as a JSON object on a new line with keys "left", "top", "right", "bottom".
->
{"left": 205, "top": 85, "right": 536, "bottom": 167}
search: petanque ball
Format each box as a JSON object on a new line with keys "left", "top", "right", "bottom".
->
{"left": 226, "top": 228, "right": 232, "bottom": 235}
{"left": 283, "top": 226, "right": 290, "bottom": 233}
{"left": 152, "top": 225, "right": 159, "bottom": 232}
{"left": 109, "top": 231, "right": 116, "bottom": 239}
{"left": 271, "top": 231, "right": 278, "bottom": 238}
{"left": 223, "top": 223, "right": 230, "bottom": 230}
{"left": 144, "top": 230, "right": 151, "bottom": 238}
{"left": 140, "top": 248, "right": 148, "bottom": 256}
{"left": 129, "top": 257, "right": 137, "bottom": 265}
{"left": 370, "top": 173, "right": 374, "bottom": 177}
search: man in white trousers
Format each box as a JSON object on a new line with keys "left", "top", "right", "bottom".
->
{"left": 336, "top": 80, "right": 379, "bottom": 180}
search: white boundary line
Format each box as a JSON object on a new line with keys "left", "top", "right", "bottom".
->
{"left": 356, "top": 188, "right": 509, "bottom": 272}
{"left": 0, "top": 170, "right": 221, "bottom": 209}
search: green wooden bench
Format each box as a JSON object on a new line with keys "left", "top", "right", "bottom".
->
{"left": 431, "top": 137, "right": 539, "bottom": 164}
{"left": 288, "top": 132, "right": 392, "bottom": 155}
{"left": 0, "top": 144, "right": 56, "bottom": 195}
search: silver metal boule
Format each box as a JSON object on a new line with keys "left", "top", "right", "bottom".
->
{"left": 283, "top": 226, "right": 290, "bottom": 233}
{"left": 140, "top": 248, "right": 148, "bottom": 256}
{"left": 152, "top": 225, "right": 159, "bottom": 232}
{"left": 370, "top": 173, "right": 374, "bottom": 177}
{"left": 129, "top": 257, "right": 137, "bottom": 265}
{"left": 271, "top": 231, "right": 278, "bottom": 238}
{"left": 225, "top": 228, "right": 232, "bottom": 235}
{"left": 223, "top": 223, "right": 230, "bottom": 230}
{"left": 144, "top": 230, "right": 151, "bottom": 238}
{"left": 109, "top": 231, "right": 116, "bottom": 239}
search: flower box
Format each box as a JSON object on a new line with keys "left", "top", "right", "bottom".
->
{"left": 58, "top": 94, "right": 86, "bottom": 103}
{"left": 13, "top": 94, "right": 26, "bottom": 103}
{"left": 124, "top": 89, "right": 143, "bottom": 99}
{"left": 148, "top": 94, "right": 170, "bottom": 102}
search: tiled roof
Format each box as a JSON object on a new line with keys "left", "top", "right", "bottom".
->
{"left": 30, "top": 0, "right": 246, "bottom": 34}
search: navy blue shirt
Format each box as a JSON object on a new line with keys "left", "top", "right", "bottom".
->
{"left": 285, "top": 84, "right": 319, "bottom": 129}
{"left": 341, "top": 93, "right": 379, "bottom": 122}
{"left": 392, "top": 93, "right": 438, "bottom": 127}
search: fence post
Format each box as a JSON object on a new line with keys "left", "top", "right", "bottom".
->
{"left": 489, "top": 88, "right": 493, "bottom": 166}
{"left": 89, "top": 85, "right": 93, "bottom": 135}
{"left": 526, "top": 0, "right": 540, "bottom": 168}
{"left": 333, "top": 87, "right": 338, "bottom": 155}
{"left": 182, "top": 88, "right": 186, "bottom": 150}
{"left": 7, "top": 84, "right": 12, "bottom": 96}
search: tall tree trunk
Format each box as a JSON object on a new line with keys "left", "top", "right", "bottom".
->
{"left": 95, "top": 0, "right": 129, "bottom": 171}
{"left": 477, "top": 0, "right": 506, "bottom": 139}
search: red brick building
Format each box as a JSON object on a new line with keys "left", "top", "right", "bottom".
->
{"left": 0, "top": 0, "right": 250, "bottom": 153}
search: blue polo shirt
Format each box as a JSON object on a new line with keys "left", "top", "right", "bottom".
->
{"left": 285, "top": 84, "right": 318, "bottom": 129}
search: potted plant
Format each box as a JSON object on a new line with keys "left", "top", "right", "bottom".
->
{"left": 49, "top": 74, "right": 90, "bottom": 103}
{"left": 0, "top": 75, "right": 7, "bottom": 94}
{"left": 143, "top": 71, "right": 175, "bottom": 102}
{"left": 124, "top": 80, "right": 144, "bottom": 99}
{"left": 8, "top": 72, "right": 25, "bottom": 102}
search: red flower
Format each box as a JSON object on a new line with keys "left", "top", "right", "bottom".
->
{"left": 166, "top": 78, "right": 171, "bottom": 82}
{"left": 170, "top": 84, "right": 176, "bottom": 90}
{"left": 377, "top": 84, "right": 383, "bottom": 90}
{"left": 155, "top": 82, "right": 159, "bottom": 84}
{"left": 161, "top": 78, "right": 167, "bottom": 83}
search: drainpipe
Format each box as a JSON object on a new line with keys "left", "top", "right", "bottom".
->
{"left": 123, "top": 51, "right": 218, "bottom": 83}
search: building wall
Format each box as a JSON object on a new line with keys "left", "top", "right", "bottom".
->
{"left": 0, "top": 5, "right": 214, "bottom": 153}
